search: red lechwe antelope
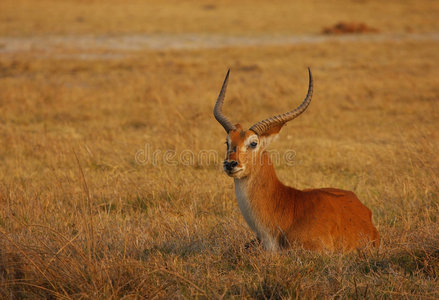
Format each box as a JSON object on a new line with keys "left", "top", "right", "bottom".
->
{"left": 213, "top": 68, "right": 379, "bottom": 252}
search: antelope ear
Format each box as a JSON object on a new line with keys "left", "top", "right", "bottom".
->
{"left": 234, "top": 123, "right": 243, "bottom": 131}
{"left": 258, "top": 132, "right": 282, "bottom": 150}
{"left": 253, "top": 123, "right": 283, "bottom": 149}
{"left": 258, "top": 123, "right": 284, "bottom": 137}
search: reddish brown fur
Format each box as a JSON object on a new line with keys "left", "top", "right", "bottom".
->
{"left": 225, "top": 125, "right": 379, "bottom": 252}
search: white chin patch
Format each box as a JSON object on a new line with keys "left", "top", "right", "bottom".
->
{"left": 230, "top": 169, "right": 245, "bottom": 178}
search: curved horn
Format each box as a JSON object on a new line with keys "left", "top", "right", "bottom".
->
{"left": 249, "top": 68, "right": 313, "bottom": 136}
{"left": 213, "top": 69, "right": 236, "bottom": 133}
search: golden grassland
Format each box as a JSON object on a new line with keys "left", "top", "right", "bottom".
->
{"left": 1, "top": 0, "right": 439, "bottom": 298}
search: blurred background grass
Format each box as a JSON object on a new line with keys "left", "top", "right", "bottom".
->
{"left": 1, "top": 0, "right": 439, "bottom": 36}
{"left": 0, "top": 0, "right": 438, "bottom": 298}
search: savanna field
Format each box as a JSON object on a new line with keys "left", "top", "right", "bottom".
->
{"left": 0, "top": 0, "right": 439, "bottom": 298}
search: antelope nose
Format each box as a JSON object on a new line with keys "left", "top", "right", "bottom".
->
{"left": 224, "top": 160, "right": 238, "bottom": 171}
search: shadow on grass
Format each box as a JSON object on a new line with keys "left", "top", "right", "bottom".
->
{"left": 360, "top": 247, "right": 439, "bottom": 278}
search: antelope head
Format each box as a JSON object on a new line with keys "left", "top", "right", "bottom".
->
{"left": 214, "top": 68, "right": 313, "bottom": 179}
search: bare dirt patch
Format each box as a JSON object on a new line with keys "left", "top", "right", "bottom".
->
{"left": 323, "top": 22, "right": 379, "bottom": 35}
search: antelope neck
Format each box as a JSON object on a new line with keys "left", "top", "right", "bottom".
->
{"left": 233, "top": 151, "right": 297, "bottom": 247}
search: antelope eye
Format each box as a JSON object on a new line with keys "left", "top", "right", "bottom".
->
{"left": 249, "top": 141, "right": 258, "bottom": 148}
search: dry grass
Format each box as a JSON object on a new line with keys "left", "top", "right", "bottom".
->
{"left": 1, "top": 0, "right": 439, "bottom": 298}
